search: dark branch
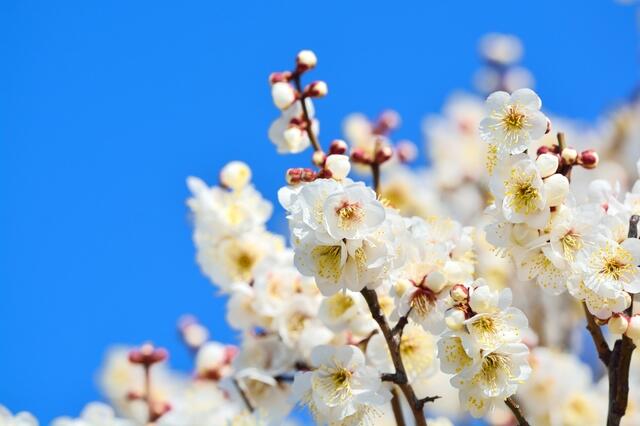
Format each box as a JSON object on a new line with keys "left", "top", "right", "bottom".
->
{"left": 583, "top": 302, "right": 612, "bottom": 366}
{"left": 505, "top": 397, "right": 530, "bottom": 426}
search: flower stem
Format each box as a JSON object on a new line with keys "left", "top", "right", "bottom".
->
{"left": 292, "top": 75, "right": 322, "bottom": 153}
{"left": 505, "top": 397, "right": 530, "bottom": 426}
{"left": 390, "top": 387, "right": 407, "bottom": 426}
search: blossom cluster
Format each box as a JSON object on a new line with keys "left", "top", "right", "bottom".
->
{"left": 7, "top": 27, "right": 640, "bottom": 426}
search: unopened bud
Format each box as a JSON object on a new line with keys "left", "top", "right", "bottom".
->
{"left": 268, "top": 71, "right": 292, "bottom": 85}
{"left": 396, "top": 140, "right": 418, "bottom": 163}
{"left": 312, "top": 150, "right": 326, "bottom": 167}
{"left": 325, "top": 154, "right": 351, "bottom": 180}
{"left": 445, "top": 308, "right": 466, "bottom": 331}
{"left": 329, "top": 139, "right": 348, "bottom": 155}
{"left": 608, "top": 314, "right": 630, "bottom": 335}
{"left": 128, "top": 343, "right": 168, "bottom": 366}
{"left": 626, "top": 315, "right": 640, "bottom": 340}
{"left": 286, "top": 168, "right": 303, "bottom": 185}
{"left": 561, "top": 147, "right": 578, "bottom": 165}
{"left": 579, "top": 149, "right": 599, "bottom": 169}
{"left": 450, "top": 284, "right": 469, "bottom": 303}
{"left": 301, "top": 168, "right": 317, "bottom": 182}
{"left": 544, "top": 174, "right": 570, "bottom": 207}
{"left": 220, "top": 161, "right": 251, "bottom": 191}
{"left": 537, "top": 145, "right": 551, "bottom": 155}
{"left": 374, "top": 110, "right": 400, "bottom": 134}
{"left": 271, "top": 82, "right": 297, "bottom": 110}
{"left": 304, "top": 81, "right": 328, "bottom": 98}
{"left": 536, "top": 153, "right": 559, "bottom": 178}
{"left": 296, "top": 50, "right": 317, "bottom": 71}
{"left": 375, "top": 145, "right": 393, "bottom": 164}
{"left": 350, "top": 148, "right": 372, "bottom": 165}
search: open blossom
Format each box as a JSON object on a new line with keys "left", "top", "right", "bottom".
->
{"left": 462, "top": 282, "right": 528, "bottom": 353}
{"left": 0, "top": 406, "right": 38, "bottom": 426}
{"left": 52, "top": 403, "right": 134, "bottom": 426}
{"left": 479, "top": 88, "right": 548, "bottom": 157}
{"left": 268, "top": 98, "right": 319, "bottom": 154}
{"left": 280, "top": 179, "right": 395, "bottom": 295}
{"left": 291, "top": 345, "right": 391, "bottom": 425}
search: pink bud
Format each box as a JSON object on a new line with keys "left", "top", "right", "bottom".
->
{"left": 296, "top": 50, "right": 317, "bottom": 72}
{"left": 375, "top": 145, "right": 393, "bottom": 164}
{"left": 579, "top": 149, "right": 599, "bottom": 169}
{"left": 329, "top": 139, "right": 348, "bottom": 155}
{"left": 350, "top": 148, "right": 372, "bottom": 165}
{"left": 268, "top": 71, "right": 292, "bottom": 85}
{"left": 304, "top": 80, "right": 328, "bottom": 98}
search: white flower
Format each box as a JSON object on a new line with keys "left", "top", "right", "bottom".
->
{"left": 268, "top": 99, "right": 319, "bottom": 154}
{"left": 220, "top": 161, "right": 252, "bottom": 191}
{"left": 479, "top": 88, "right": 548, "bottom": 157}
{"left": 490, "top": 155, "right": 551, "bottom": 228}
{"left": 463, "top": 284, "right": 528, "bottom": 353}
{"left": 366, "top": 322, "right": 437, "bottom": 382}
{"left": 187, "top": 176, "right": 272, "bottom": 240}
{"left": 0, "top": 406, "right": 38, "bottom": 426}
{"left": 322, "top": 182, "right": 386, "bottom": 241}
{"left": 51, "top": 403, "right": 134, "bottom": 426}
{"left": 275, "top": 294, "right": 333, "bottom": 357}
{"left": 452, "top": 343, "right": 531, "bottom": 418}
{"left": 318, "top": 290, "right": 374, "bottom": 334}
{"left": 577, "top": 237, "right": 640, "bottom": 298}
{"left": 292, "top": 345, "right": 391, "bottom": 425}
{"left": 195, "top": 342, "right": 236, "bottom": 380}
{"left": 271, "top": 82, "right": 296, "bottom": 110}
{"left": 567, "top": 278, "right": 631, "bottom": 319}
{"left": 479, "top": 33, "right": 523, "bottom": 65}
{"left": 325, "top": 154, "right": 351, "bottom": 180}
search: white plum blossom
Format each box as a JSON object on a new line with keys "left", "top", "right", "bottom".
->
{"left": 51, "top": 403, "right": 134, "bottom": 426}
{"left": 0, "top": 406, "right": 38, "bottom": 426}
{"left": 291, "top": 345, "right": 391, "bottom": 425}
{"left": 479, "top": 88, "right": 548, "bottom": 158}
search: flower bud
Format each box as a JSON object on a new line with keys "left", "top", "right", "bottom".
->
{"left": 325, "top": 154, "right": 351, "bottom": 180}
{"left": 445, "top": 308, "right": 466, "bottom": 331}
{"left": 271, "top": 82, "right": 297, "bottom": 110}
{"left": 374, "top": 145, "right": 393, "bottom": 164}
{"left": 268, "top": 71, "right": 292, "bottom": 84}
{"left": 579, "top": 149, "right": 599, "bottom": 169}
{"left": 396, "top": 140, "right": 418, "bottom": 163}
{"left": 329, "top": 139, "right": 348, "bottom": 155}
{"left": 561, "top": 147, "right": 578, "bottom": 165}
{"left": 425, "top": 271, "right": 446, "bottom": 293}
{"left": 296, "top": 50, "right": 317, "bottom": 71}
{"left": 544, "top": 174, "right": 570, "bottom": 207}
{"left": 301, "top": 168, "right": 317, "bottom": 182}
{"left": 312, "top": 151, "right": 326, "bottom": 168}
{"left": 375, "top": 110, "right": 400, "bottom": 134}
{"left": 286, "top": 168, "right": 303, "bottom": 185}
{"left": 608, "top": 314, "right": 630, "bottom": 335}
{"left": 536, "top": 153, "right": 559, "bottom": 178}
{"left": 304, "top": 81, "right": 328, "bottom": 98}
{"left": 625, "top": 315, "right": 640, "bottom": 340}
{"left": 128, "top": 343, "right": 168, "bottom": 366}
{"left": 350, "top": 148, "right": 372, "bottom": 165}
{"left": 450, "top": 284, "right": 469, "bottom": 303}
{"left": 220, "top": 161, "right": 252, "bottom": 191}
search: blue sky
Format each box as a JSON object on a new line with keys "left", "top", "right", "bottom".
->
{"left": 0, "top": 0, "right": 638, "bottom": 422}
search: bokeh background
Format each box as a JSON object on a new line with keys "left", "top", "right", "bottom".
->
{"left": 1, "top": 0, "right": 638, "bottom": 422}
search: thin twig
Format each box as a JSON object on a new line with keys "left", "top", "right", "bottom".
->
{"left": 505, "top": 397, "right": 530, "bottom": 426}
{"left": 583, "top": 302, "right": 612, "bottom": 366}
{"left": 292, "top": 75, "right": 322, "bottom": 153}
{"left": 371, "top": 162, "right": 381, "bottom": 194}
{"left": 391, "top": 309, "right": 412, "bottom": 337}
{"left": 360, "top": 288, "right": 428, "bottom": 426}
{"left": 390, "top": 387, "right": 407, "bottom": 426}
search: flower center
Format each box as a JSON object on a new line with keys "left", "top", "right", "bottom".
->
{"left": 502, "top": 105, "right": 526, "bottom": 131}
{"left": 335, "top": 201, "right": 364, "bottom": 229}
{"left": 505, "top": 169, "right": 540, "bottom": 214}
{"left": 409, "top": 286, "right": 437, "bottom": 316}
{"left": 327, "top": 293, "right": 355, "bottom": 317}
{"left": 311, "top": 245, "right": 343, "bottom": 282}
{"left": 560, "top": 231, "right": 582, "bottom": 261}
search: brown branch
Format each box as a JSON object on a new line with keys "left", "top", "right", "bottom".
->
{"left": 505, "top": 397, "right": 530, "bottom": 426}
{"left": 371, "top": 163, "right": 381, "bottom": 194}
{"left": 390, "top": 387, "right": 407, "bottom": 426}
{"left": 360, "top": 288, "right": 427, "bottom": 426}
{"left": 583, "top": 302, "right": 612, "bottom": 366}
{"left": 292, "top": 75, "right": 322, "bottom": 153}
{"left": 391, "top": 309, "right": 412, "bottom": 337}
